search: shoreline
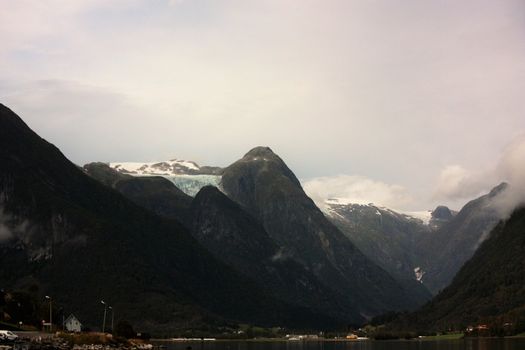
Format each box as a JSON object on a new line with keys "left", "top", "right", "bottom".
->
{"left": 151, "top": 335, "right": 525, "bottom": 342}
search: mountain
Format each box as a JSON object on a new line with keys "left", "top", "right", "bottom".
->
{"left": 324, "top": 201, "right": 431, "bottom": 296}
{"left": 110, "top": 160, "right": 222, "bottom": 176}
{"left": 320, "top": 186, "right": 504, "bottom": 296}
{"left": 428, "top": 206, "right": 455, "bottom": 230}
{"left": 109, "top": 160, "right": 222, "bottom": 197}
{"left": 393, "top": 205, "right": 525, "bottom": 332}
{"left": 84, "top": 163, "right": 359, "bottom": 325}
{"left": 189, "top": 186, "right": 358, "bottom": 325}
{"left": 84, "top": 162, "right": 193, "bottom": 224}
{"left": 0, "top": 104, "right": 337, "bottom": 332}
{"left": 416, "top": 183, "right": 508, "bottom": 294}
{"left": 220, "top": 146, "right": 431, "bottom": 317}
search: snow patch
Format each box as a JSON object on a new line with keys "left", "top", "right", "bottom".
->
{"left": 414, "top": 266, "right": 425, "bottom": 283}
{"left": 403, "top": 210, "right": 432, "bottom": 225}
{"left": 110, "top": 158, "right": 201, "bottom": 176}
{"left": 324, "top": 206, "right": 345, "bottom": 219}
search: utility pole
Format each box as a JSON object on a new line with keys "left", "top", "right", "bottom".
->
{"left": 45, "top": 296, "right": 52, "bottom": 332}
{"left": 109, "top": 306, "right": 114, "bottom": 333}
{"left": 101, "top": 300, "right": 107, "bottom": 333}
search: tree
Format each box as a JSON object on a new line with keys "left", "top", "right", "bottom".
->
{"left": 115, "top": 320, "right": 135, "bottom": 339}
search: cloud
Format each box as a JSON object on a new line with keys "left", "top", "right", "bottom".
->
{"left": 491, "top": 135, "right": 525, "bottom": 217}
{"left": 0, "top": 194, "right": 33, "bottom": 243}
{"left": 1, "top": 0, "right": 525, "bottom": 212}
{"left": 302, "top": 175, "right": 414, "bottom": 211}
{"left": 0, "top": 223, "right": 12, "bottom": 242}
{"left": 433, "top": 134, "right": 525, "bottom": 217}
{"left": 433, "top": 165, "right": 495, "bottom": 201}
{"left": 0, "top": 207, "right": 17, "bottom": 242}
{"left": 0, "top": 79, "right": 174, "bottom": 165}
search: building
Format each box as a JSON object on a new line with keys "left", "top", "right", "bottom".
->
{"left": 64, "top": 314, "right": 82, "bottom": 332}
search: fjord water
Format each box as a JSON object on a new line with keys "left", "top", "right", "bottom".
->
{"left": 156, "top": 339, "right": 525, "bottom": 350}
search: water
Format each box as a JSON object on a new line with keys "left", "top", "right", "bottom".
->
{"left": 154, "top": 338, "right": 525, "bottom": 350}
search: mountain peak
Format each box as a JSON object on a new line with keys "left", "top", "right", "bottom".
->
{"left": 0, "top": 104, "right": 40, "bottom": 141}
{"left": 242, "top": 146, "right": 279, "bottom": 161}
{"left": 489, "top": 182, "right": 508, "bottom": 197}
{"left": 223, "top": 146, "right": 302, "bottom": 193}
{"left": 431, "top": 206, "right": 453, "bottom": 220}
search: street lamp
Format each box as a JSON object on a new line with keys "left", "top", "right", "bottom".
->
{"left": 108, "top": 306, "right": 114, "bottom": 333}
{"left": 45, "top": 296, "right": 52, "bottom": 332}
{"left": 101, "top": 300, "right": 107, "bottom": 333}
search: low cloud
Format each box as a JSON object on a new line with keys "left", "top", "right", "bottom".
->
{"left": 491, "top": 135, "right": 525, "bottom": 217}
{"left": 434, "top": 134, "right": 525, "bottom": 218}
{"left": 0, "top": 208, "right": 14, "bottom": 242}
{"left": 302, "top": 175, "right": 414, "bottom": 211}
{"left": 0, "top": 203, "right": 32, "bottom": 243}
{"left": 0, "top": 79, "right": 167, "bottom": 165}
{"left": 433, "top": 165, "right": 495, "bottom": 202}
{"left": 0, "top": 223, "right": 12, "bottom": 242}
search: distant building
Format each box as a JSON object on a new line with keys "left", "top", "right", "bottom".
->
{"left": 64, "top": 314, "right": 82, "bottom": 332}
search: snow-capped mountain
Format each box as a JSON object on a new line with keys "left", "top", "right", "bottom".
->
{"left": 322, "top": 199, "right": 431, "bottom": 289}
{"left": 109, "top": 159, "right": 222, "bottom": 196}
{"left": 323, "top": 197, "right": 432, "bottom": 225}
{"left": 110, "top": 159, "right": 222, "bottom": 176}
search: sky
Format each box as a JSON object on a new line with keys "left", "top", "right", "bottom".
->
{"left": 1, "top": 0, "right": 524, "bottom": 211}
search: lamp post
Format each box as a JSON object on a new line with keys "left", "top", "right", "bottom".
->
{"left": 108, "top": 306, "right": 114, "bottom": 333}
{"left": 101, "top": 300, "right": 107, "bottom": 333}
{"left": 45, "top": 295, "right": 52, "bottom": 332}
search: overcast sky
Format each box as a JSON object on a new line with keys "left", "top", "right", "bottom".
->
{"left": 1, "top": 0, "right": 524, "bottom": 211}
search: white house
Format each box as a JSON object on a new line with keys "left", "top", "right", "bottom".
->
{"left": 64, "top": 314, "right": 82, "bottom": 332}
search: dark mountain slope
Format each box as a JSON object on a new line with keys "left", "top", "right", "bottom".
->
{"left": 84, "top": 164, "right": 362, "bottom": 325}
{"left": 221, "top": 147, "right": 430, "bottom": 317}
{"left": 84, "top": 162, "right": 192, "bottom": 224}
{"left": 394, "top": 206, "right": 525, "bottom": 331}
{"left": 416, "top": 183, "right": 507, "bottom": 294}
{"left": 190, "top": 186, "right": 359, "bottom": 325}
{"left": 429, "top": 206, "right": 455, "bottom": 230}
{"left": 0, "top": 104, "right": 329, "bottom": 332}
{"left": 326, "top": 203, "right": 431, "bottom": 298}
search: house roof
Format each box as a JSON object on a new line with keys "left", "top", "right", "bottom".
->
{"left": 64, "top": 314, "right": 82, "bottom": 326}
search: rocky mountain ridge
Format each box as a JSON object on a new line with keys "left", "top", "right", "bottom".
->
{"left": 220, "top": 147, "right": 432, "bottom": 316}
{"left": 392, "top": 204, "right": 525, "bottom": 331}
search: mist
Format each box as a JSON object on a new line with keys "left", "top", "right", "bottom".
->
{"left": 492, "top": 135, "right": 525, "bottom": 218}
{"left": 0, "top": 208, "right": 13, "bottom": 242}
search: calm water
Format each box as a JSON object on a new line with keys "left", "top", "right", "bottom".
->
{"left": 154, "top": 339, "right": 525, "bottom": 350}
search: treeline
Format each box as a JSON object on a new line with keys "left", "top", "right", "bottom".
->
{"left": 0, "top": 287, "right": 50, "bottom": 329}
